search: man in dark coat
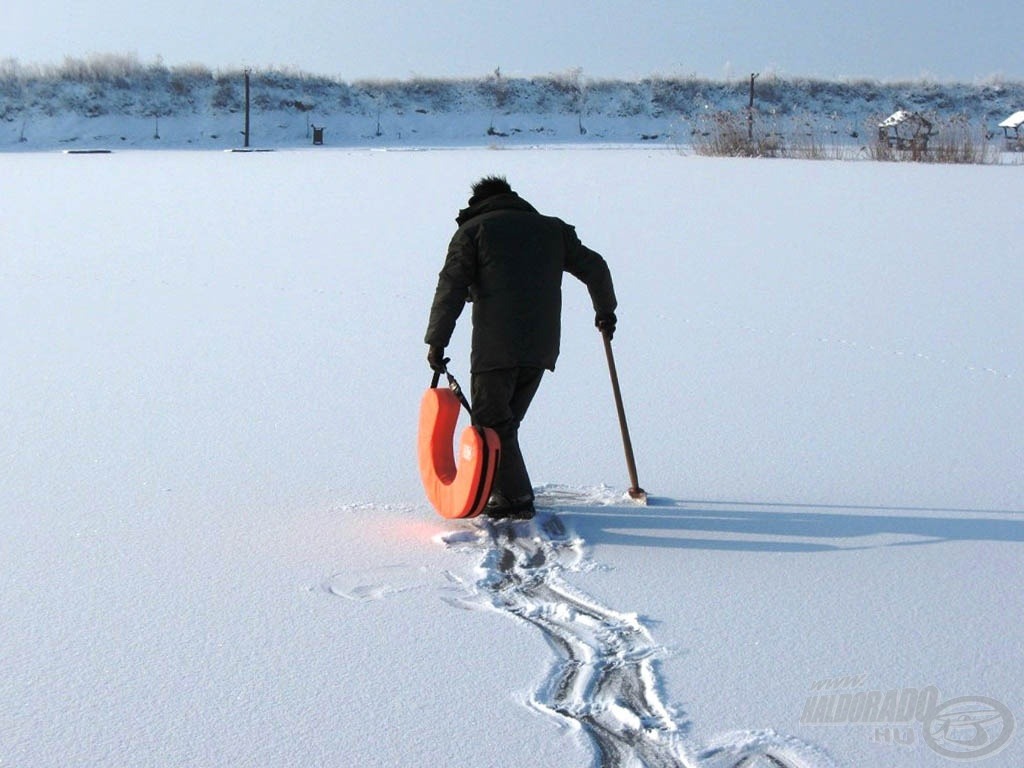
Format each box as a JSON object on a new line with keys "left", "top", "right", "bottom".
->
{"left": 424, "top": 176, "right": 617, "bottom": 519}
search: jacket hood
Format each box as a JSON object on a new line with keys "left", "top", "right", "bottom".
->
{"left": 456, "top": 192, "right": 538, "bottom": 226}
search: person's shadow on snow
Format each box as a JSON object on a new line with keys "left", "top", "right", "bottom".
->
{"left": 553, "top": 497, "right": 1024, "bottom": 553}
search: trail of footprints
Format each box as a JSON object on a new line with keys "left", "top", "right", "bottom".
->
{"left": 442, "top": 510, "right": 825, "bottom": 768}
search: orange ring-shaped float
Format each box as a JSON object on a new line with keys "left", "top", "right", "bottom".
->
{"left": 418, "top": 387, "right": 501, "bottom": 519}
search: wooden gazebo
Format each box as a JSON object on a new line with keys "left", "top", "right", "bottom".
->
{"left": 998, "top": 111, "right": 1024, "bottom": 150}
{"left": 878, "top": 110, "right": 935, "bottom": 150}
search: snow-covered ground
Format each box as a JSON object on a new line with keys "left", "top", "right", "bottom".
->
{"left": 2, "top": 147, "right": 1021, "bottom": 767}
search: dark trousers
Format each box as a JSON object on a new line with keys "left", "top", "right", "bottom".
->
{"left": 471, "top": 367, "right": 544, "bottom": 500}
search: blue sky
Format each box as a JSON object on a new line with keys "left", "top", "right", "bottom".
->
{"left": 2, "top": 0, "right": 1022, "bottom": 81}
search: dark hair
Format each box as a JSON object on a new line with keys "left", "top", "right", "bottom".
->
{"left": 469, "top": 175, "right": 512, "bottom": 205}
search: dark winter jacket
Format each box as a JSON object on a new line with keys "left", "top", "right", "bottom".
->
{"left": 425, "top": 192, "right": 617, "bottom": 373}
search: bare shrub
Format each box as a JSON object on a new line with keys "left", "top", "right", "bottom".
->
{"left": 929, "top": 114, "right": 999, "bottom": 163}
{"left": 52, "top": 53, "right": 145, "bottom": 81}
{"left": 693, "top": 110, "right": 783, "bottom": 157}
{"left": 169, "top": 62, "right": 213, "bottom": 80}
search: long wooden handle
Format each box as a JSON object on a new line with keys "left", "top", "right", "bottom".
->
{"left": 602, "top": 333, "right": 647, "bottom": 503}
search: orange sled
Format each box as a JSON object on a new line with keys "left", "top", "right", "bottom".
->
{"left": 418, "top": 370, "right": 500, "bottom": 519}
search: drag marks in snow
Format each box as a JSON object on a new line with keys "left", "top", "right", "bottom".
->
{"left": 443, "top": 511, "right": 688, "bottom": 767}
{"left": 440, "top": 491, "right": 833, "bottom": 768}
{"left": 323, "top": 564, "right": 432, "bottom": 601}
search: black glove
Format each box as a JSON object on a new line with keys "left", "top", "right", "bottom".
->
{"left": 427, "top": 345, "right": 448, "bottom": 372}
{"left": 595, "top": 312, "right": 617, "bottom": 340}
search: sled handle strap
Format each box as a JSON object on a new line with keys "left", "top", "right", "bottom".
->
{"left": 429, "top": 364, "right": 473, "bottom": 415}
{"left": 445, "top": 370, "right": 473, "bottom": 414}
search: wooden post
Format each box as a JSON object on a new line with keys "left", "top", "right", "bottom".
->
{"left": 243, "top": 69, "right": 251, "bottom": 148}
{"left": 748, "top": 72, "right": 759, "bottom": 142}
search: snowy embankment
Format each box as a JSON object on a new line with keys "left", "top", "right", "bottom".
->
{"left": 1, "top": 148, "right": 1021, "bottom": 768}
{"left": 3, "top": 59, "right": 1024, "bottom": 151}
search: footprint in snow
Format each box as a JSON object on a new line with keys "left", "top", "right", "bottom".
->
{"left": 439, "top": 487, "right": 837, "bottom": 768}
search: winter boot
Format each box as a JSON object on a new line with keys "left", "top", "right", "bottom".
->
{"left": 485, "top": 492, "right": 536, "bottom": 520}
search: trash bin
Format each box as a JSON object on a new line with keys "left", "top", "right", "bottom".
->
{"left": 312, "top": 126, "right": 325, "bottom": 145}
